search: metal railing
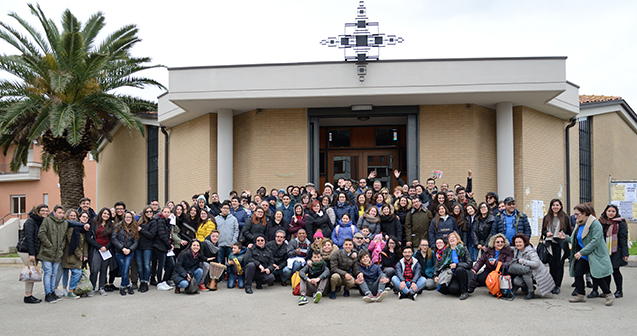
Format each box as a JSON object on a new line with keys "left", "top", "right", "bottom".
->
{"left": 0, "top": 213, "right": 26, "bottom": 225}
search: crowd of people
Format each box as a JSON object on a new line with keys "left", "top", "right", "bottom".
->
{"left": 16, "top": 169, "right": 629, "bottom": 306}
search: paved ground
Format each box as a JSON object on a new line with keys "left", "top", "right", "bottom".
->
{"left": 1, "top": 263, "right": 636, "bottom": 335}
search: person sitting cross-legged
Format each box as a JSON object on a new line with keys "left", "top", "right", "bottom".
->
{"left": 297, "top": 250, "right": 331, "bottom": 305}
{"left": 391, "top": 245, "right": 426, "bottom": 300}
{"left": 355, "top": 251, "right": 389, "bottom": 303}
{"left": 329, "top": 238, "right": 360, "bottom": 299}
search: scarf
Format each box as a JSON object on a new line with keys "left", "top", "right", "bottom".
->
{"left": 321, "top": 246, "right": 338, "bottom": 261}
{"left": 439, "top": 244, "right": 466, "bottom": 267}
{"left": 311, "top": 259, "right": 325, "bottom": 271}
{"left": 316, "top": 210, "right": 324, "bottom": 217}
{"left": 192, "top": 251, "right": 199, "bottom": 259}
{"left": 435, "top": 245, "right": 446, "bottom": 261}
{"left": 363, "top": 213, "right": 380, "bottom": 223}
{"left": 601, "top": 217, "right": 622, "bottom": 255}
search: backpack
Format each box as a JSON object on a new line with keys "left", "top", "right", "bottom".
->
{"left": 486, "top": 261, "right": 502, "bottom": 298}
{"left": 291, "top": 271, "right": 301, "bottom": 296}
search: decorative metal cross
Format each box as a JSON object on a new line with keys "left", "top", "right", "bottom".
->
{"left": 320, "top": 0, "right": 404, "bottom": 82}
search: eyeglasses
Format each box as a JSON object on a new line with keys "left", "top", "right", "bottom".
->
{"left": 256, "top": 239, "right": 265, "bottom": 242}
{"left": 145, "top": 210, "right": 153, "bottom": 213}
{"left": 506, "top": 202, "right": 515, "bottom": 206}
{"left": 354, "top": 237, "right": 363, "bottom": 240}
{"left": 495, "top": 240, "right": 504, "bottom": 244}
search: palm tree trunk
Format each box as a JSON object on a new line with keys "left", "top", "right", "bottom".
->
{"left": 56, "top": 154, "right": 86, "bottom": 210}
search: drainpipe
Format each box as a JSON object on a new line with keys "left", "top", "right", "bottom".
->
{"left": 160, "top": 126, "right": 169, "bottom": 203}
{"left": 565, "top": 117, "right": 577, "bottom": 214}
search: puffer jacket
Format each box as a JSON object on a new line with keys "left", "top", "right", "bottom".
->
{"left": 37, "top": 214, "right": 69, "bottom": 263}
{"left": 359, "top": 262, "right": 384, "bottom": 283}
{"left": 196, "top": 219, "right": 216, "bottom": 242}
{"left": 22, "top": 211, "right": 44, "bottom": 256}
{"left": 428, "top": 216, "right": 459, "bottom": 246}
{"left": 61, "top": 227, "right": 88, "bottom": 269}
{"left": 405, "top": 207, "right": 433, "bottom": 246}
{"left": 380, "top": 214, "right": 402, "bottom": 240}
{"left": 330, "top": 248, "right": 360, "bottom": 277}
{"left": 111, "top": 225, "right": 139, "bottom": 254}
{"left": 153, "top": 217, "right": 172, "bottom": 252}
{"left": 137, "top": 220, "right": 155, "bottom": 250}
{"left": 245, "top": 244, "right": 274, "bottom": 272}
{"left": 471, "top": 214, "right": 495, "bottom": 248}
{"left": 331, "top": 219, "right": 358, "bottom": 248}
{"left": 306, "top": 212, "right": 333, "bottom": 239}
{"left": 172, "top": 249, "right": 204, "bottom": 284}
{"left": 492, "top": 209, "right": 531, "bottom": 239}
{"left": 266, "top": 240, "right": 288, "bottom": 271}
{"left": 333, "top": 201, "right": 357, "bottom": 224}
{"left": 513, "top": 245, "right": 555, "bottom": 296}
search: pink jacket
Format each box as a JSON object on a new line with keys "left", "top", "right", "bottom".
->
{"left": 368, "top": 235, "right": 386, "bottom": 264}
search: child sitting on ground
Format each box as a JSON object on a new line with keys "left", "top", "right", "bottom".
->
{"left": 227, "top": 242, "right": 246, "bottom": 289}
{"left": 355, "top": 251, "right": 389, "bottom": 303}
{"left": 297, "top": 250, "right": 330, "bottom": 305}
{"left": 368, "top": 234, "right": 386, "bottom": 264}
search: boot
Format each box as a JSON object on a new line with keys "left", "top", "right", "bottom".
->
{"left": 174, "top": 286, "right": 180, "bottom": 294}
{"left": 569, "top": 294, "right": 586, "bottom": 303}
{"left": 605, "top": 293, "right": 615, "bottom": 306}
{"left": 524, "top": 291, "right": 534, "bottom": 300}
{"left": 587, "top": 290, "right": 600, "bottom": 298}
{"left": 209, "top": 279, "right": 218, "bottom": 291}
{"left": 614, "top": 290, "right": 623, "bottom": 298}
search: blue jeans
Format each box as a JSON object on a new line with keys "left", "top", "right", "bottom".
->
{"left": 227, "top": 265, "right": 245, "bottom": 288}
{"left": 115, "top": 253, "right": 134, "bottom": 287}
{"left": 216, "top": 246, "right": 232, "bottom": 265}
{"left": 68, "top": 269, "right": 82, "bottom": 290}
{"left": 468, "top": 246, "right": 478, "bottom": 262}
{"left": 178, "top": 268, "right": 203, "bottom": 288}
{"left": 54, "top": 264, "right": 69, "bottom": 288}
{"left": 136, "top": 249, "right": 153, "bottom": 282}
{"left": 281, "top": 260, "right": 303, "bottom": 282}
{"left": 41, "top": 261, "right": 60, "bottom": 295}
{"left": 391, "top": 275, "right": 427, "bottom": 294}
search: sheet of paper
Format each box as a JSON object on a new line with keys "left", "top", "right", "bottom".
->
{"left": 167, "top": 250, "right": 175, "bottom": 257}
{"left": 619, "top": 201, "right": 633, "bottom": 220}
{"left": 625, "top": 184, "right": 636, "bottom": 202}
{"left": 100, "top": 249, "right": 112, "bottom": 260}
{"left": 633, "top": 203, "right": 637, "bottom": 221}
{"left": 612, "top": 184, "right": 626, "bottom": 201}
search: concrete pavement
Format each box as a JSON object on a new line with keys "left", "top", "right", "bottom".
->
{"left": 0, "top": 263, "right": 635, "bottom": 335}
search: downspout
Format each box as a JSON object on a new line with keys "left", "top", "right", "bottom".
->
{"left": 160, "top": 126, "right": 169, "bottom": 203}
{"left": 565, "top": 117, "right": 577, "bottom": 214}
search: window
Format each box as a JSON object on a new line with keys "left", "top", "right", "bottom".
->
{"left": 147, "top": 126, "right": 159, "bottom": 204}
{"left": 579, "top": 117, "right": 592, "bottom": 203}
{"left": 43, "top": 193, "right": 48, "bottom": 205}
{"left": 328, "top": 129, "right": 350, "bottom": 148}
{"left": 376, "top": 128, "right": 398, "bottom": 147}
{"left": 11, "top": 195, "right": 26, "bottom": 214}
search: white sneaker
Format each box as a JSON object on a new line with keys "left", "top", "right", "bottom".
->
{"left": 98, "top": 288, "right": 108, "bottom": 296}
{"left": 86, "top": 290, "right": 95, "bottom": 297}
{"left": 157, "top": 282, "right": 171, "bottom": 291}
{"left": 55, "top": 288, "right": 65, "bottom": 297}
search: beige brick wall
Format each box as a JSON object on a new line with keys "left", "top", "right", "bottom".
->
{"left": 233, "top": 108, "right": 308, "bottom": 194}
{"left": 97, "top": 126, "right": 147, "bottom": 212}
{"left": 592, "top": 113, "right": 637, "bottom": 235}
{"left": 163, "top": 113, "right": 217, "bottom": 205}
{"left": 514, "top": 106, "right": 570, "bottom": 241}
{"left": 419, "top": 104, "right": 497, "bottom": 202}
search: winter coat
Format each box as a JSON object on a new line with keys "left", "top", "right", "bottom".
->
{"left": 22, "top": 211, "right": 44, "bottom": 256}
{"left": 395, "top": 258, "right": 422, "bottom": 282}
{"left": 288, "top": 214, "right": 307, "bottom": 239}
{"left": 306, "top": 212, "right": 333, "bottom": 239}
{"left": 299, "top": 260, "right": 330, "bottom": 280}
{"left": 513, "top": 245, "right": 555, "bottom": 296}
{"left": 405, "top": 207, "right": 433, "bottom": 246}
{"left": 433, "top": 244, "right": 472, "bottom": 277}
{"left": 61, "top": 227, "right": 88, "bottom": 269}
{"left": 137, "top": 220, "right": 156, "bottom": 250}
{"left": 265, "top": 218, "right": 289, "bottom": 242}
{"left": 472, "top": 245, "right": 514, "bottom": 274}
{"left": 330, "top": 249, "right": 360, "bottom": 277}
{"left": 196, "top": 219, "right": 216, "bottom": 242}
{"left": 245, "top": 244, "right": 274, "bottom": 272}
{"left": 86, "top": 222, "right": 113, "bottom": 251}
{"left": 277, "top": 204, "right": 294, "bottom": 224}
{"left": 230, "top": 207, "right": 248, "bottom": 229}
{"left": 380, "top": 214, "right": 402, "bottom": 240}
{"left": 266, "top": 240, "right": 288, "bottom": 271}
{"left": 601, "top": 218, "right": 629, "bottom": 268}
{"left": 472, "top": 214, "right": 495, "bottom": 248}
{"left": 414, "top": 250, "right": 436, "bottom": 278}
{"left": 181, "top": 217, "right": 198, "bottom": 241}
{"left": 287, "top": 237, "right": 310, "bottom": 259}
{"left": 356, "top": 216, "right": 381, "bottom": 235}
{"left": 37, "top": 215, "right": 69, "bottom": 263}
{"left": 380, "top": 249, "right": 399, "bottom": 270}
{"left": 428, "top": 216, "right": 459, "bottom": 246}
{"left": 463, "top": 214, "right": 476, "bottom": 247}
{"left": 241, "top": 216, "right": 267, "bottom": 244}
{"left": 359, "top": 262, "right": 385, "bottom": 283}
{"left": 228, "top": 247, "right": 246, "bottom": 268}
{"left": 215, "top": 214, "right": 239, "bottom": 247}
{"left": 566, "top": 216, "right": 613, "bottom": 279}
{"left": 172, "top": 250, "right": 204, "bottom": 284}
{"left": 333, "top": 202, "right": 357, "bottom": 224}
{"left": 368, "top": 239, "right": 386, "bottom": 264}
{"left": 153, "top": 217, "right": 172, "bottom": 253}
{"left": 202, "top": 234, "right": 220, "bottom": 261}
{"left": 492, "top": 209, "right": 531, "bottom": 239}
{"left": 111, "top": 225, "right": 139, "bottom": 254}
{"left": 331, "top": 219, "right": 358, "bottom": 248}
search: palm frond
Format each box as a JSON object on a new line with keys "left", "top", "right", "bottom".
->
{"left": 7, "top": 10, "right": 51, "bottom": 54}
{"left": 80, "top": 12, "right": 105, "bottom": 51}
{"left": 49, "top": 103, "right": 74, "bottom": 137}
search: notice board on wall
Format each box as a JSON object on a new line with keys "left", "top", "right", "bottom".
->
{"left": 610, "top": 181, "right": 637, "bottom": 221}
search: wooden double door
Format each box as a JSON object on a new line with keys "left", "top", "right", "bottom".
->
{"left": 325, "top": 150, "right": 399, "bottom": 190}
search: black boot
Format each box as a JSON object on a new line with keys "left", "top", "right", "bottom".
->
{"left": 245, "top": 287, "right": 253, "bottom": 294}
{"left": 614, "top": 290, "right": 623, "bottom": 298}
{"left": 524, "top": 291, "right": 534, "bottom": 300}
{"left": 120, "top": 287, "right": 127, "bottom": 296}
{"left": 587, "top": 290, "right": 600, "bottom": 298}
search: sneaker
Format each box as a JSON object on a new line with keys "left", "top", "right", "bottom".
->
{"left": 343, "top": 289, "right": 350, "bottom": 297}
{"left": 166, "top": 280, "right": 175, "bottom": 287}
{"left": 98, "top": 288, "right": 108, "bottom": 296}
{"left": 157, "top": 282, "right": 169, "bottom": 291}
{"left": 52, "top": 292, "right": 62, "bottom": 302}
{"left": 24, "top": 295, "right": 41, "bottom": 304}
{"left": 104, "top": 284, "right": 115, "bottom": 292}
{"left": 66, "top": 292, "right": 80, "bottom": 299}
{"left": 127, "top": 287, "right": 135, "bottom": 295}
{"left": 362, "top": 293, "right": 375, "bottom": 303}
{"left": 569, "top": 294, "right": 586, "bottom": 303}
{"left": 198, "top": 284, "right": 209, "bottom": 291}
{"left": 411, "top": 292, "right": 417, "bottom": 301}
{"left": 551, "top": 287, "right": 561, "bottom": 295}
{"left": 614, "top": 290, "right": 623, "bottom": 298}
{"left": 45, "top": 293, "right": 57, "bottom": 303}
{"left": 54, "top": 288, "right": 65, "bottom": 297}
{"left": 298, "top": 296, "right": 309, "bottom": 305}
{"left": 87, "top": 290, "right": 96, "bottom": 297}
{"left": 605, "top": 293, "right": 615, "bottom": 306}
{"left": 459, "top": 293, "right": 469, "bottom": 300}
{"left": 313, "top": 292, "right": 322, "bottom": 303}
{"left": 376, "top": 291, "right": 388, "bottom": 302}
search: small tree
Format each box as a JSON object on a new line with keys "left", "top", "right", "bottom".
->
{"left": 0, "top": 3, "right": 165, "bottom": 209}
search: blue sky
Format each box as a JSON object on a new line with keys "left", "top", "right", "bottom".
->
{"left": 1, "top": 0, "right": 636, "bottom": 106}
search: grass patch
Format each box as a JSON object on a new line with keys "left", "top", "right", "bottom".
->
{"left": 0, "top": 252, "right": 19, "bottom": 258}
{"left": 630, "top": 242, "right": 637, "bottom": 255}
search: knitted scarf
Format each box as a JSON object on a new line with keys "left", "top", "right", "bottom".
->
{"left": 311, "top": 259, "right": 325, "bottom": 272}
{"left": 601, "top": 216, "right": 622, "bottom": 255}
{"left": 435, "top": 245, "right": 446, "bottom": 261}
{"left": 439, "top": 244, "right": 466, "bottom": 268}
{"left": 363, "top": 213, "right": 380, "bottom": 223}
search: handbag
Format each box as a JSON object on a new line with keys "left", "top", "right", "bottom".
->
{"left": 536, "top": 239, "right": 551, "bottom": 264}
{"left": 185, "top": 276, "right": 199, "bottom": 294}
{"left": 19, "top": 261, "right": 42, "bottom": 282}
{"left": 74, "top": 269, "right": 93, "bottom": 296}
{"left": 508, "top": 259, "right": 531, "bottom": 275}
{"left": 486, "top": 261, "right": 502, "bottom": 297}
{"left": 437, "top": 268, "right": 453, "bottom": 286}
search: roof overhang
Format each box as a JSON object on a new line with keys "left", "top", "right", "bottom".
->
{"left": 579, "top": 99, "right": 637, "bottom": 133}
{"left": 159, "top": 57, "right": 579, "bottom": 127}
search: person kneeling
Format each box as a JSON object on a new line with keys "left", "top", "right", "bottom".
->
{"left": 298, "top": 250, "right": 330, "bottom": 305}
{"left": 356, "top": 251, "right": 389, "bottom": 302}
{"left": 391, "top": 246, "right": 426, "bottom": 300}
{"left": 329, "top": 238, "right": 360, "bottom": 299}
{"left": 244, "top": 235, "right": 275, "bottom": 294}
{"left": 173, "top": 240, "right": 204, "bottom": 294}
{"left": 434, "top": 232, "right": 473, "bottom": 300}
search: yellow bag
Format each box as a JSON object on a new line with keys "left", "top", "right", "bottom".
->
{"left": 291, "top": 271, "right": 300, "bottom": 288}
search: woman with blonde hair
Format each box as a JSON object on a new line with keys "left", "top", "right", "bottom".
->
{"left": 471, "top": 233, "right": 513, "bottom": 289}
{"left": 433, "top": 231, "right": 473, "bottom": 300}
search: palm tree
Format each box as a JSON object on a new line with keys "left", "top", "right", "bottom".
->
{"left": 0, "top": 4, "right": 165, "bottom": 209}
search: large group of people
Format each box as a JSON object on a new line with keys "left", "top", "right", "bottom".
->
{"left": 16, "top": 169, "right": 629, "bottom": 307}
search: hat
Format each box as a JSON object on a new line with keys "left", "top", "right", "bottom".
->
{"left": 305, "top": 182, "right": 315, "bottom": 187}
{"left": 353, "top": 232, "right": 364, "bottom": 239}
{"left": 503, "top": 197, "right": 515, "bottom": 204}
{"left": 278, "top": 189, "right": 286, "bottom": 194}
{"left": 324, "top": 182, "right": 334, "bottom": 189}
{"left": 313, "top": 230, "right": 324, "bottom": 239}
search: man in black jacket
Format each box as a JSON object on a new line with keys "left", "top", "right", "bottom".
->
{"left": 266, "top": 230, "right": 288, "bottom": 285}
{"left": 244, "top": 235, "right": 275, "bottom": 294}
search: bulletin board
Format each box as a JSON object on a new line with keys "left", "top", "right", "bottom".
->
{"left": 609, "top": 180, "right": 637, "bottom": 222}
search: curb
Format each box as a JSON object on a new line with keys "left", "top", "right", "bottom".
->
{"left": 0, "top": 258, "right": 20, "bottom": 264}
{"left": 629, "top": 255, "right": 637, "bottom": 262}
